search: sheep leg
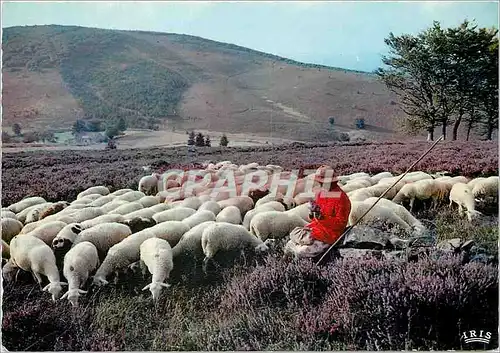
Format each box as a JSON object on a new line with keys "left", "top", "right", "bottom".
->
{"left": 139, "top": 261, "right": 148, "bottom": 279}
{"left": 409, "top": 198, "right": 415, "bottom": 213}
{"left": 32, "top": 271, "right": 43, "bottom": 289}
{"left": 202, "top": 257, "right": 210, "bottom": 275}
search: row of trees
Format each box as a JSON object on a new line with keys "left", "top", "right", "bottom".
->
{"left": 187, "top": 131, "right": 229, "bottom": 147}
{"left": 72, "top": 118, "right": 128, "bottom": 140}
{"left": 376, "top": 20, "right": 498, "bottom": 140}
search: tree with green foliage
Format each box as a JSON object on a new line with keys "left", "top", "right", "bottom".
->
{"left": 117, "top": 118, "right": 127, "bottom": 132}
{"left": 12, "top": 123, "right": 22, "bottom": 136}
{"left": 204, "top": 135, "right": 211, "bottom": 147}
{"left": 219, "top": 134, "right": 229, "bottom": 147}
{"left": 86, "top": 120, "right": 103, "bottom": 132}
{"left": 187, "top": 131, "right": 195, "bottom": 146}
{"left": 195, "top": 132, "right": 205, "bottom": 147}
{"left": 105, "top": 125, "right": 120, "bottom": 140}
{"left": 328, "top": 117, "right": 335, "bottom": 126}
{"left": 376, "top": 20, "right": 498, "bottom": 141}
{"left": 72, "top": 119, "right": 87, "bottom": 135}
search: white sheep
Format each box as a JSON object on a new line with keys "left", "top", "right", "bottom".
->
{"left": 37, "top": 201, "right": 70, "bottom": 220}
{"left": 249, "top": 211, "right": 308, "bottom": 241}
{"left": 111, "top": 202, "right": 144, "bottom": 215}
{"left": 73, "top": 222, "right": 132, "bottom": 259}
{"left": 2, "top": 239, "right": 10, "bottom": 259}
{"left": 92, "top": 229, "right": 156, "bottom": 286}
{"left": 472, "top": 176, "right": 499, "bottom": 202}
{"left": 80, "top": 214, "right": 126, "bottom": 229}
{"left": 467, "top": 177, "right": 486, "bottom": 190}
{"left": 218, "top": 196, "right": 254, "bottom": 217}
{"left": 340, "top": 180, "right": 372, "bottom": 193}
{"left": 115, "top": 191, "right": 146, "bottom": 202}
{"left": 149, "top": 221, "right": 190, "bottom": 247}
{"left": 370, "top": 172, "right": 394, "bottom": 184}
{"left": 137, "top": 195, "right": 160, "bottom": 208}
{"left": 201, "top": 222, "right": 269, "bottom": 272}
{"left": 149, "top": 203, "right": 173, "bottom": 213}
{"left": 392, "top": 179, "right": 446, "bottom": 211}
{"left": 22, "top": 221, "right": 68, "bottom": 246}
{"left": 99, "top": 200, "right": 130, "bottom": 213}
{"left": 8, "top": 196, "right": 47, "bottom": 214}
{"left": 216, "top": 206, "right": 242, "bottom": 224}
{"left": 110, "top": 188, "right": 134, "bottom": 196}
{"left": 1, "top": 209, "right": 17, "bottom": 220}
{"left": 16, "top": 202, "right": 53, "bottom": 224}
{"left": 77, "top": 186, "right": 110, "bottom": 200}
{"left": 61, "top": 241, "right": 100, "bottom": 306}
{"left": 182, "top": 210, "right": 216, "bottom": 228}
{"left": 362, "top": 197, "right": 426, "bottom": 236}
{"left": 449, "top": 183, "right": 482, "bottom": 221}
{"left": 9, "top": 234, "right": 67, "bottom": 300}
{"left": 138, "top": 174, "right": 160, "bottom": 195}
{"left": 171, "top": 221, "right": 215, "bottom": 259}
{"left": 198, "top": 201, "right": 222, "bottom": 216}
{"left": 176, "top": 196, "right": 203, "bottom": 210}
{"left": 123, "top": 208, "right": 157, "bottom": 221}
{"left": 57, "top": 207, "right": 105, "bottom": 224}
{"left": 139, "top": 238, "right": 173, "bottom": 301}
{"left": 284, "top": 203, "right": 311, "bottom": 223}
{"left": 73, "top": 194, "right": 103, "bottom": 205}
{"left": 348, "top": 201, "right": 413, "bottom": 232}
{"left": 52, "top": 223, "right": 84, "bottom": 251}
{"left": 242, "top": 203, "right": 284, "bottom": 230}
{"left": 89, "top": 195, "right": 117, "bottom": 207}
{"left": 152, "top": 207, "right": 196, "bottom": 224}
{"left": 2, "top": 218, "right": 24, "bottom": 243}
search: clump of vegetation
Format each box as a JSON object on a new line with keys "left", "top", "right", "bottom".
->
{"left": 220, "top": 134, "right": 229, "bottom": 147}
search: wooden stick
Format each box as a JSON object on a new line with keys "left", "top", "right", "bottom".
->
{"left": 315, "top": 136, "right": 445, "bottom": 266}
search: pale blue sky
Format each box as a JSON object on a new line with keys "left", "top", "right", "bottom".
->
{"left": 2, "top": 1, "right": 499, "bottom": 72}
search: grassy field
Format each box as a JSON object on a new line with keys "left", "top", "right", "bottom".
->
{"left": 1, "top": 141, "right": 498, "bottom": 351}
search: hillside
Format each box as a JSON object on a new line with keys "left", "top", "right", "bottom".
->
{"left": 2, "top": 25, "right": 402, "bottom": 142}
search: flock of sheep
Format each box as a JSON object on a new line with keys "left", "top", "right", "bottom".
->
{"left": 1, "top": 160, "right": 498, "bottom": 306}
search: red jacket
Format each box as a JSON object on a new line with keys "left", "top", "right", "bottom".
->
{"left": 306, "top": 183, "right": 351, "bottom": 245}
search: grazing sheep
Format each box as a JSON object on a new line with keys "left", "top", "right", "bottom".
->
{"left": 22, "top": 221, "right": 68, "bottom": 246}
{"left": 243, "top": 203, "right": 284, "bottom": 230}
{"left": 182, "top": 210, "right": 216, "bottom": 229}
{"left": 467, "top": 177, "right": 486, "bottom": 190}
{"left": 17, "top": 202, "right": 53, "bottom": 224}
{"left": 138, "top": 174, "right": 160, "bottom": 195}
{"left": 73, "top": 194, "right": 103, "bottom": 205}
{"left": 2, "top": 239, "right": 10, "bottom": 259}
{"left": 148, "top": 221, "right": 190, "bottom": 248}
{"left": 153, "top": 207, "right": 196, "bottom": 224}
{"left": 38, "top": 201, "right": 70, "bottom": 220}
{"left": 171, "top": 221, "right": 216, "bottom": 259}
{"left": 362, "top": 197, "right": 426, "bottom": 236}
{"left": 370, "top": 172, "right": 394, "bottom": 184}
{"left": 2, "top": 218, "right": 24, "bottom": 243}
{"left": 8, "top": 196, "right": 47, "bottom": 214}
{"left": 218, "top": 196, "right": 254, "bottom": 217}
{"left": 472, "top": 176, "right": 499, "bottom": 202}
{"left": 89, "top": 195, "right": 117, "bottom": 207}
{"left": 9, "top": 234, "right": 67, "bottom": 301}
{"left": 119, "top": 217, "right": 157, "bottom": 233}
{"left": 81, "top": 214, "right": 126, "bottom": 229}
{"left": 449, "top": 183, "right": 482, "bottom": 221}
{"left": 1, "top": 209, "right": 17, "bottom": 220}
{"left": 177, "top": 196, "right": 203, "bottom": 210}
{"left": 255, "top": 192, "right": 294, "bottom": 210}
{"left": 93, "top": 229, "right": 156, "bottom": 286}
{"left": 73, "top": 223, "right": 132, "bottom": 260}
{"left": 123, "top": 208, "right": 157, "bottom": 221}
{"left": 149, "top": 203, "right": 172, "bottom": 213}
{"left": 340, "top": 180, "right": 372, "bottom": 193}
{"left": 284, "top": 203, "right": 311, "bottom": 223}
{"left": 216, "top": 206, "right": 242, "bottom": 224}
{"left": 77, "top": 186, "right": 110, "bottom": 200}
{"left": 57, "top": 207, "right": 105, "bottom": 224}
{"left": 115, "top": 191, "right": 146, "bottom": 202}
{"left": 137, "top": 196, "right": 160, "bottom": 208}
{"left": 392, "top": 179, "right": 440, "bottom": 211}
{"left": 99, "top": 200, "right": 130, "bottom": 214}
{"left": 110, "top": 188, "right": 134, "bottom": 196}
{"left": 198, "top": 201, "right": 222, "bottom": 216}
{"left": 61, "top": 241, "right": 100, "bottom": 306}
{"left": 139, "top": 238, "right": 173, "bottom": 301}
{"left": 249, "top": 211, "right": 308, "bottom": 241}
{"left": 111, "top": 202, "right": 144, "bottom": 215}
{"left": 348, "top": 201, "right": 413, "bottom": 232}
{"left": 52, "top": 223, "right": 84, "bottom": 251}
{"left": 201, "top": 222, "right": 269, "bottom": 272}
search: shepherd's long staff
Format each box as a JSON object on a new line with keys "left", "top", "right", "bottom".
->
{"left": 315, "top": 135, "right": 445, "bottom": 266}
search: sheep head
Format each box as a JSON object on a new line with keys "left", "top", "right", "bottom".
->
{"left": 92, "top": 276, "right": 109, "bottom": 287}
{"left": 142, "top": 281, "right": 170, "bottom": 301}
{"left": 43, "top": 281, "right": 68, "bottom": 301}
{"left": 61, "top": 288, "right": 87, "bottom": 307}
{"left": 254, "top": 242, "right": 270, "bottom": 253}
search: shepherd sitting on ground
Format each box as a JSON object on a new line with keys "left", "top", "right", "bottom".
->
{"left": 284, "top": 165, "right": 351, "bottom": 259}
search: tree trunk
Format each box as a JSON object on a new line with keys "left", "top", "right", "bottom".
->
{"left": 466, "top": 121, "right": 473, "bottom": 141}
{"left": 441, "top": 121, "right": 447, "bottom": 140}
{"left": 452, "top": 114, "right": 463, "bottom": 141}
{"left": 427, "top": 128, "right": 434, "bottom": 141}
{"left": 487, "top": 123, "right": 494, "bottom": 140}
